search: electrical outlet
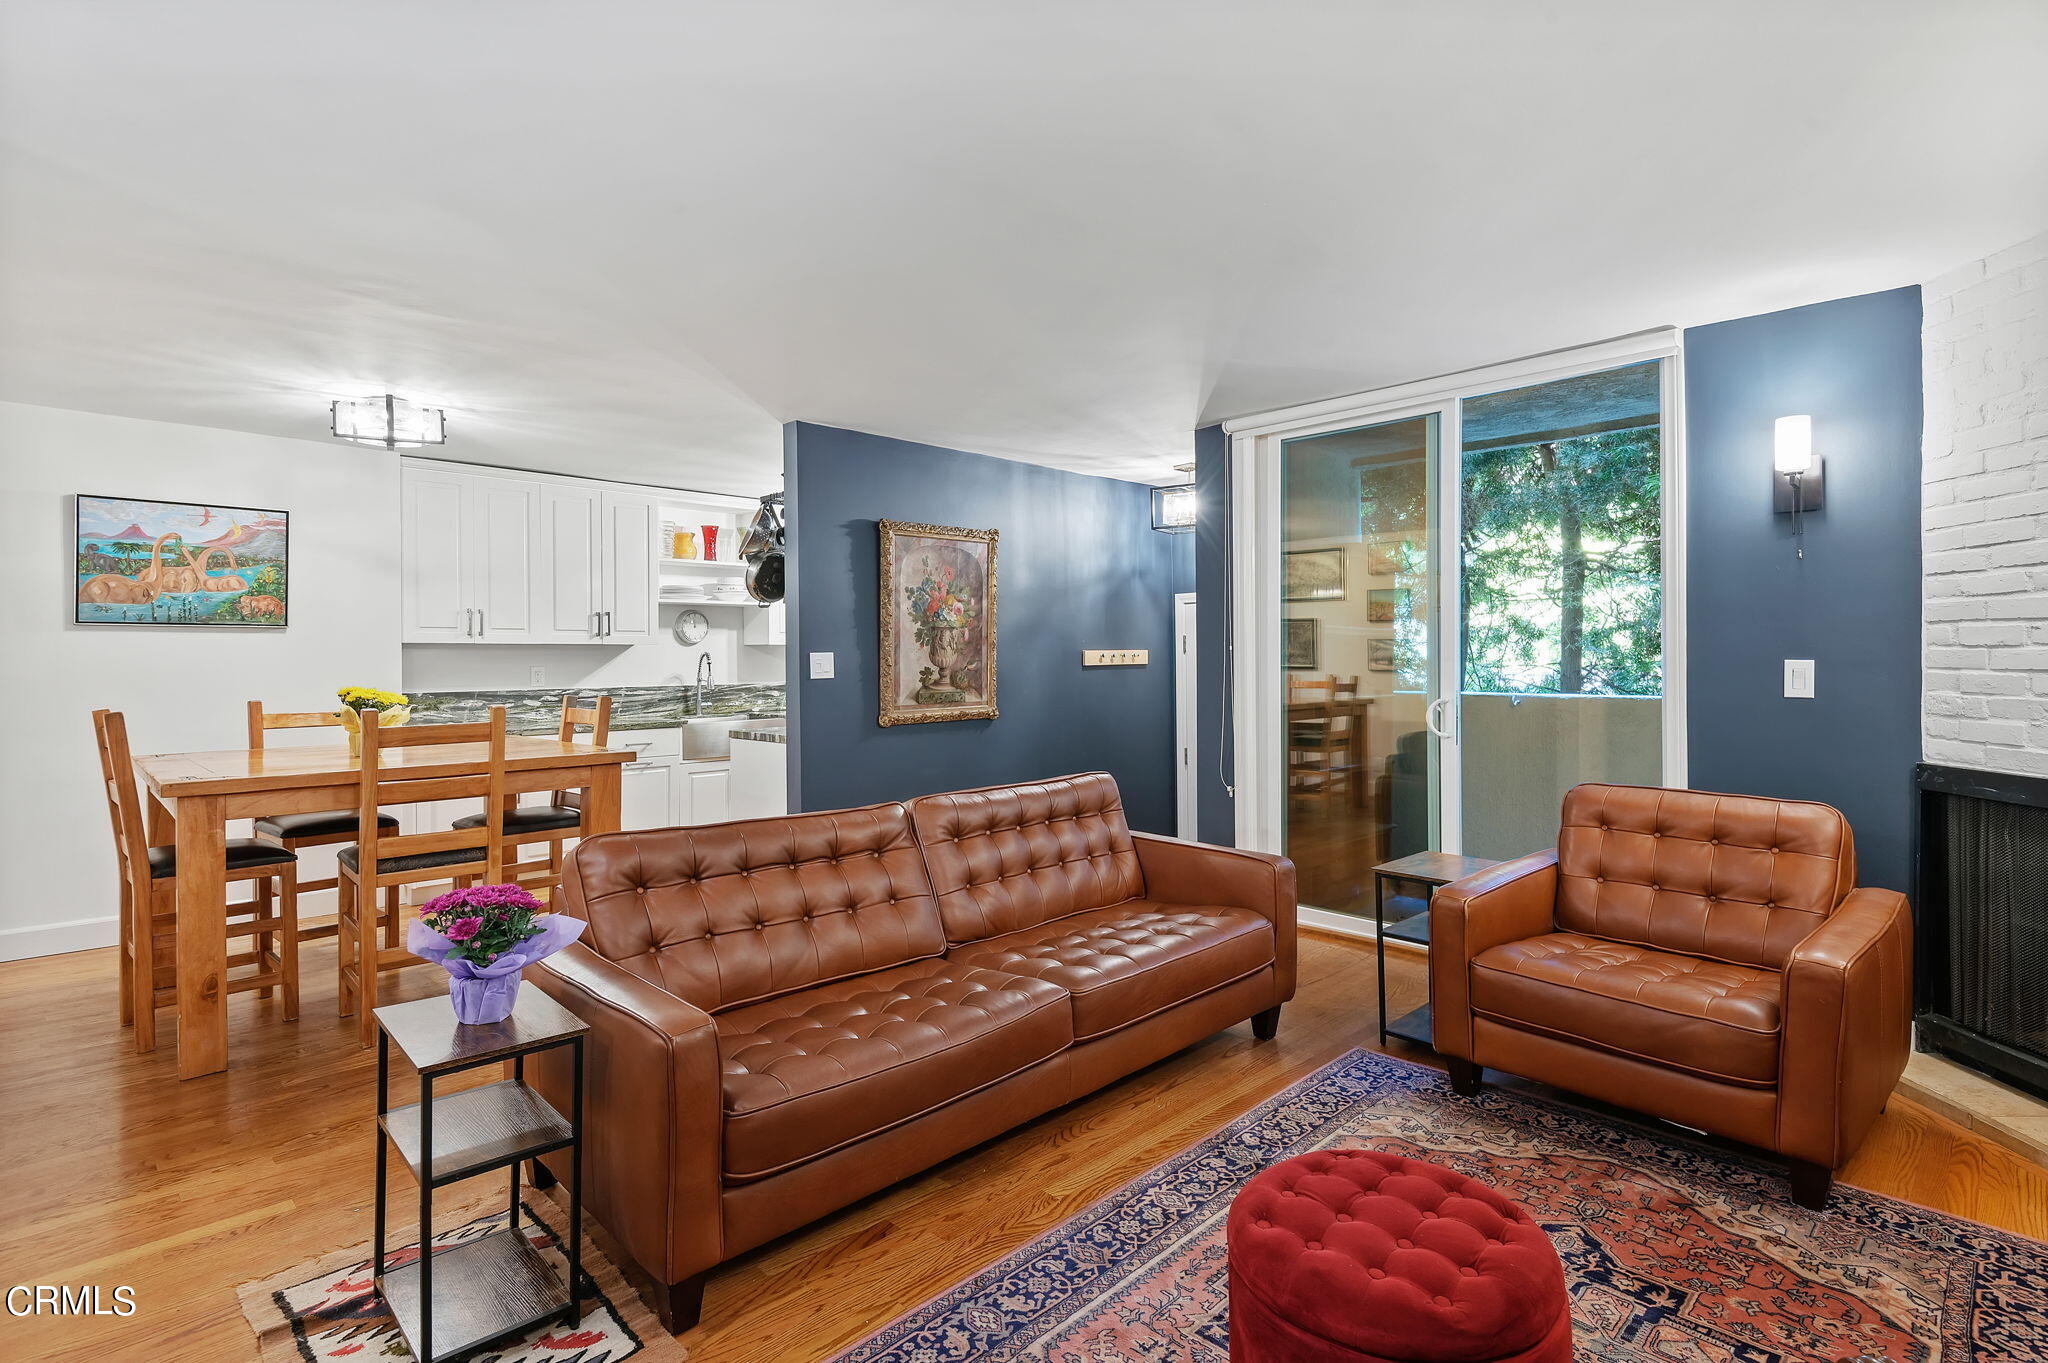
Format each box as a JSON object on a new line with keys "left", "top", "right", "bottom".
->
{"left": 1083, "top": 649, "right": 1150, "bottom": 666}
{"left": 529, "top": 665, "right": 546, "bottom": 686}
{"left": 1783, "top": 659, "right": 1815, "bottom": 699}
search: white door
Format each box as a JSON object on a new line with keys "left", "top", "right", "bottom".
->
{"left": 683, "top": 765, "right": 731, "bottom": 826}
{"left": 1174, "top": 593, "right": 1198, "bottom": 839}
{"left": 619, "top": 760, "right": 676, "bottom": 831}
{"left": 471, "top": 476, "right": 540, "bottom": 641}
{"left": 600, "top": 492, "right": 659, "bottom": 643}
{"left": 539, "top": 484, "right": 602, "bottom": 642}
{"left": 401, "top": 466, "right": 475, "bottom": 642}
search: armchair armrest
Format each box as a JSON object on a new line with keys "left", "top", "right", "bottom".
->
{"left": 1428, "top": 851, "right": 1559, "bottom": 1060}
{"left": 1131, "top": 832, "right": 1298, "bottom": 1001}
{"left": 525, "top": 942, "right": 726, "bottom": 1288}
{"left": 1776, "top": 887, "right": 1913, "bottom": 1169}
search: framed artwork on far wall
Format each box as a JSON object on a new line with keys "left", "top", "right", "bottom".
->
{"left": 1367, "top": 638, "right": 1396, "bottom": 672}
{"left": 1366, "top": 587, "right": 1409, "bottom": 625}
{"left": 878, "top": 519, "right": 998, "bottom": 725}
{"left": 1283, "top": 618, "right": 1319, "bottom": 670}
{"left": 1283, "top": 548, "right": 1345, "bottom": 602}
{"left": 74, "top": 494, "right": 289, "bottom": 627}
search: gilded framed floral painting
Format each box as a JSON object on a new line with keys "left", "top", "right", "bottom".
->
{"left": 878, "top": 519, "right": 998, "bottom": 725}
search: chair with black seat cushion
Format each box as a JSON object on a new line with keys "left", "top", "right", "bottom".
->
{"left": 246, "top": 700, "right": 402, "bottom": 949}
{"left": 93, "top": 709, "right": 300, "bottom": 1052}
{"left": 448, "top": 693, "right": 611, "bottom": 898}
{"left": 336, "top": 706, "right": 511, "bottom": 1046}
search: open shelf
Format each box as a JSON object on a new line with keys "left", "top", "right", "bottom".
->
{"left": 1385, "top": 1003, "right": 1433, "bottom": 1047}
{"left": 381, "top": 1080, "right": 573, "bottom": 1187}
{"left": 380, "top": 1227, "right": 570, "bottom": 1363}
{"left": 658, "top": 558, "right": 747, "bottom": 573}
{"left": 1381, "top": 912, "right": 1431, "bottom": 946}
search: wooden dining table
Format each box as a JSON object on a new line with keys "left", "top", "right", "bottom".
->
{"left": 133, "top": 734, "right": 636, "bottom": 1080}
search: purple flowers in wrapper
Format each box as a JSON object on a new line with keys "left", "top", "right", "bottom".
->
{"left": 409, "top": 911, "right": 586, "bottom": 1025}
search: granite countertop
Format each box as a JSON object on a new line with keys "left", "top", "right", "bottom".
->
{"left": 730, "top": 719, "right": 787, "bottom": 745}
{"left": 407, "top": 683, "right": 785, "bottom": 735}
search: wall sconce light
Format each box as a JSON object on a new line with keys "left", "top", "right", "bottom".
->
{"left": 331, "top": 394, "right": 448, "bottom": 449}
{"left": 1772, "top": 414, "right": 1823, "bottom": 559}
{"left": 1151, "top": 463, "right": 1197, "bottom": 533}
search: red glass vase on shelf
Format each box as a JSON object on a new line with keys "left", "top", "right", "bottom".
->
{"left": 701, "top": 525, "right": 719, "bottom": 561}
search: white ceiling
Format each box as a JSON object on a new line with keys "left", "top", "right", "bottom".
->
{"left": 3, "top": 2, "right": 2044, "bottom": 495}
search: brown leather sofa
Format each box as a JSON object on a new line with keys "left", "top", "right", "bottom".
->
{"left": 524, "top": 772, "right": 1296, "bottom": 1330}
{"left": 1430, "top": 783, "right": 1911, "bottom": 1209}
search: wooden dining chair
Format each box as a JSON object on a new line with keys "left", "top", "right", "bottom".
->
{"left": 448, "top": 693, "right": 612, "bottom": 899}
{"left": 337, "top": 706, "right": 511, "bottom": 1046}
{"left": 1288, "top": 698, "right": 1363, "bottom": 810}
{"left": 93, "top": 709, "right": 301, "bottom": 1053}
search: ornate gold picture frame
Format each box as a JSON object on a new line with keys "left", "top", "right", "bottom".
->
{"left": 877, "top": 519, "right": 998, "bottom": 726}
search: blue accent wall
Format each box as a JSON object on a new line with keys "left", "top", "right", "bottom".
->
{"left": 1684, "top": 286, "right": 1923, "bottom": 890}
{"left": 1193, "top": 423, "right": 1238, "bottom": 844}
{"left": 784, "top": 422, "right": 1192, "bottom": 832}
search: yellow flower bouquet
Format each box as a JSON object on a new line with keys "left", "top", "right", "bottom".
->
{"left": 336, "top": 686, "right": 411, "bottom": 755}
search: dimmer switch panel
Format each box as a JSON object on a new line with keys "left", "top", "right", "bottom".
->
{"left": 1083, "top": 649, "right": 1149, "bottom": 666}
{"left": 1784, "top": 659, "right": 1815, "bottom": 699}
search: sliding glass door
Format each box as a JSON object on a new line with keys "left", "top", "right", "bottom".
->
{"left": 1261, "top": 349, "right": 1678, "bottom": 918}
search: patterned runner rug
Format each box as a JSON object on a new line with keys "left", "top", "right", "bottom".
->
{"left": 238, "top": 1188, "right": 683, "bottom": 1362}
{"left": 833, "top": 1049, "right": 2046, "bottom": 1362}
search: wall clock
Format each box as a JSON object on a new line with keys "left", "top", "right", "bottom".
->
{"left": 671, "top": 608, "right": 710, "bottom": 645}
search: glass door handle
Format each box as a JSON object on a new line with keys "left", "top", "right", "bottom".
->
{"left": 1426, "top": 696, "right": 1454, "bottom": 739}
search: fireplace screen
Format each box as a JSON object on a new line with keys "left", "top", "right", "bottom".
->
{"left": 1916, "top": 764, "right": 2048, "bottom": 1100}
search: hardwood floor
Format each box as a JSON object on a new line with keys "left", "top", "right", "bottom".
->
{"left": 1, "top": 930, "right": 2041, "bottom": 1363}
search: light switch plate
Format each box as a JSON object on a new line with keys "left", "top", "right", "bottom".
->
{"left": 1083, "top": 649, "right": 1150, "bottom": 666}
{"left": 809, "top": 651, "right": 836, "bottom": 680}
{"left": 1783, "top": 659, "right": 1815, "bottom": 699}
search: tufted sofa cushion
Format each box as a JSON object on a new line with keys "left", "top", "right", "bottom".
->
{"left": 567, "top": 802, "right": 947, "bottom": 1014}
{"left": 1557, "top": 783, "right": 1854, "bottom": 969}
{"left": 1470, "top": 932, "right": 1782, "bottom": 1085}
{"left": 714, "top": 958, "right": 1071, "bottom": 1179}
{"left": 909, "top": 772, "right": 1146, "bottom": 944}
{"left": 1227, "top": 1149, "right": 1570, "bottom": 1363}
{"left": 947, "top": 903, "right": 1273, "bottom": 1039}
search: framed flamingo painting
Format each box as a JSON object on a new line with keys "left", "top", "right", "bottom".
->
{"left": 877, "top": 519, "right": 997, "bottom": 726}
{"left": 74, "top": 494, "right": 289, "bottom": 627}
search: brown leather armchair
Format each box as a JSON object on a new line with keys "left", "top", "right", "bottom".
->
{"left": 1430, "top": 783, "right": 1911, "bottom": 1208}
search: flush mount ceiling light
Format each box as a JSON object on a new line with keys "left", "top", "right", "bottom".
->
{"left": 330, "top": 394, "right": 447, "bottom": 449}
{"left": 1151, "top": 463, "right": 1197, "bottom": 533}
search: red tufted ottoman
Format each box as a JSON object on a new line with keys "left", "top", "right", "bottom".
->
{"left": 1226, "top": 1149, "right": 1571, "bottom": 1363}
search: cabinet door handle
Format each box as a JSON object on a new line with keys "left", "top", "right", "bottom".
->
{"left": 477, "top": 608, "right": 486, "bottom": 636}
{"left": 464, "top": 607, "right": 475, "bottom": 637}
{"left": 602, "top": 610, "right": 612, "bottom": 638}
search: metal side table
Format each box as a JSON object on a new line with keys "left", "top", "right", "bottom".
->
{"left": 372, "top": 990, "right": 589, "bottom": 1363}
{"left": 1372, "top": 852, "right": 1500, "bottom": 1048}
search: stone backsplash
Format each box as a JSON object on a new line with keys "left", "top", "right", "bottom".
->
{"left": 408, "top": 683, "right": 784, "bottom": 734}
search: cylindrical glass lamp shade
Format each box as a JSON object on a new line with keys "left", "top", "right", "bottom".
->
{"left": 1151, "top": 482, "right": 1197, "bottom": 532}
{"left": 1773, "top": 415, "right": 1813, "bottom": 475}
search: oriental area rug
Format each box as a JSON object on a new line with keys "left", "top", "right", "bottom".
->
{"left": 833, "top": 1049, "right": 2047, "bottom": 1363}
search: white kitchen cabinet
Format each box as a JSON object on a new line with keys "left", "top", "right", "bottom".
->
{"left": 600, "top": 491, "right": 660, "bottom": 643}
{"left": 539, "top": 483, "right": 602, "bottom": 641}
{"left": 620, "top": 759, "right": 677, "bottom": 831}
{"left": 400, "top": 465, "right": 540, "bottom": 643}
{"left": 740, "top": 602, "right": 786, "bottom": 646}
{"left": 681, "top": 763, "right": 732, "bottom": 826}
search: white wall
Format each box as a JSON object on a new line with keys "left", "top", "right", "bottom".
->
{"left": 1922, "top": 229, "right": 2048, "bottom": 776}
{"left": 0, "top": 402, "right": 401, "bottom": 960}
{"left": 402, "top": 603, "right": 783, "bottom": 692}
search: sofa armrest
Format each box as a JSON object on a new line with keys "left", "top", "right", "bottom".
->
{"left": 525, "top": 942, "right": 726, "bottom": 1288}
{"left": 1776, "top": 887, "right": 1913, "bottom": 1169}
{"left": 1428, "top": 851, "right": 1559, "bottom": 1061}
{"left": 1131, "top": 832, "right": 1298, "bottom": 1001}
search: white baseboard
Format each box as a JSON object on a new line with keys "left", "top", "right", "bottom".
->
{"left": 1298, "top": 904, "right": 1378, "bottom": 941}
{"left": 0, "top": 915, "right": 119, "bottom": 963}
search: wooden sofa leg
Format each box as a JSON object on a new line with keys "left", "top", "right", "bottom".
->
{"left": 1251, "top": 1005, "right": 1281, "bottom": 1040}
{"left": 1445, "top": 1057, "right": 1483, "bottom": 1096}
{"left": 1789, "top": 1159, "right": 1833, "bottom": 1210}
{"left": 657, "top": 1273, "right": 707, "bottom": 1333}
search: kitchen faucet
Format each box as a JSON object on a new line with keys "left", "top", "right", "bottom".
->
{"left": 695, "top": 653, "right": 714, "bottom": 714}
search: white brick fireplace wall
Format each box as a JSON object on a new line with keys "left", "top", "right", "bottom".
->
{"left": 1923, "top": 230, "right": 2048, "bottom": 775}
